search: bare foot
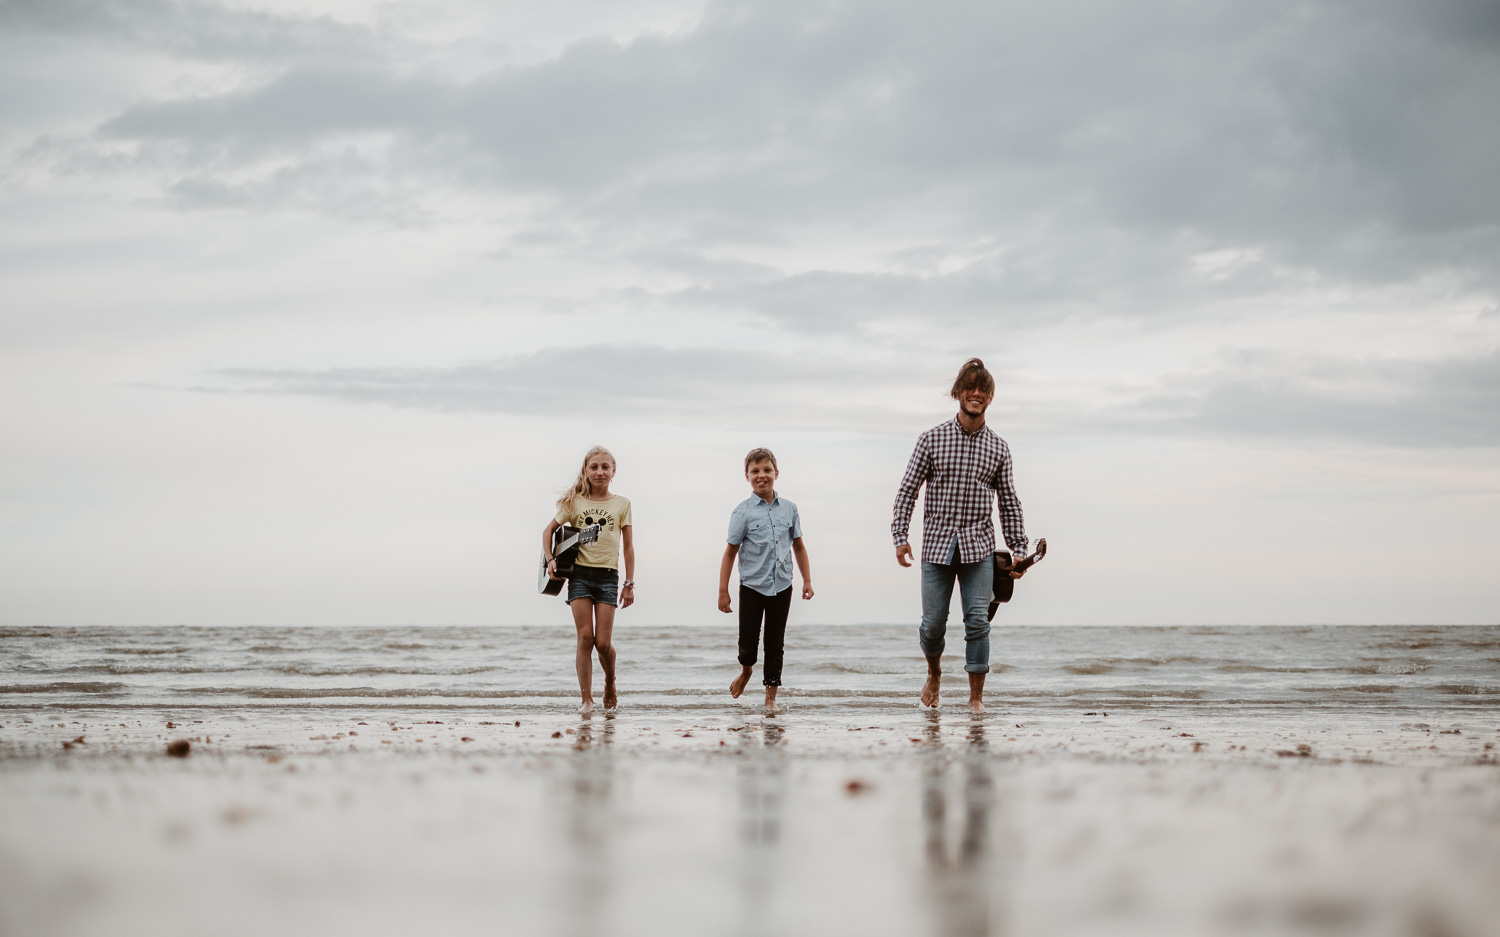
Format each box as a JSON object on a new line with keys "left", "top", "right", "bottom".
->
{"left": 921, "top": 671, "right": 941, "bottom": 708}
{"left": 730, "top": 666, "right": 752, "bottom": 699}
{"left": 968, "top": 699, "right": 987, "bottom": 715}
{"left": 764, "top": 685, "right": 778, "bottom": 710}
{"left": 578, "top": 699, "right": 594, "bottom": 716}
{"left": 603, "top": 682, "right": 617, "bottom": 710}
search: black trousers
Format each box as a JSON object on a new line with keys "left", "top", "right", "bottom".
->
{"left": 738, "top": 585, "right": 792, "bottom": 686}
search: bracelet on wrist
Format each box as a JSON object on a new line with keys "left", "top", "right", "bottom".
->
{"left": 622, "top": 580, "right": 635, "bottom": 587}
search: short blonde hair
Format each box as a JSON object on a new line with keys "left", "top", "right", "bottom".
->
{"left": 743, "top": 447, "right": 777, "bottom": 472}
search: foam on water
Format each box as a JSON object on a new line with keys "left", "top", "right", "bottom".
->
{"left": 2, "top": 624, "right": 1496, "bottom": 713}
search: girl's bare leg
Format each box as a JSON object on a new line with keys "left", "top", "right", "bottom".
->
{"left": 594, "top": 603, "right": 618, "bottom": 709}
{"left": 571, "top": 598, "right": 596, "bottom": 712}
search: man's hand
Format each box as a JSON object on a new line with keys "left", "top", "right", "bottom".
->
{"left": 895, "top": 544, "right": 913, "bottom": 567}
{"left": 718, "top": 591, "right": 733, "bottom": 614}
{"left": 995, "top": 552, "right": 1025, "bottom": 580}
{"left": 801, "top": 582, "right": 815, "bottom": 600}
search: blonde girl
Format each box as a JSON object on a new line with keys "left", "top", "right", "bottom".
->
{"left": 542, "top": 446, "right": 635, "bottom": 714}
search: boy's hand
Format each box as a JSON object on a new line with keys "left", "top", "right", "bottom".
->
{"left": 801, "top": 583, "right": 814, "bottom": 600}
{"left": 718, "top": 591, "right": 733, "bottom": 614}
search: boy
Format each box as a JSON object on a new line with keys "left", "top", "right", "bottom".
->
{"left": 718, "top": 448, "right": 814, "bottom": 709}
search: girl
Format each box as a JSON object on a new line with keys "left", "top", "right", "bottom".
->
{"left": 543, "top": 446, "right": 634, "bottom": 714}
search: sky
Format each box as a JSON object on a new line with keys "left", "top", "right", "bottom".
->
{"left": 1, "top": 0, "right": 1497, "bottom": 627}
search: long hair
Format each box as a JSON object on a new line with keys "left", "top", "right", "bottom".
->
{"left": 557, "top": 445, "right": 616, "bottom": 516}
{"left": 950, "top": 357, "right": 995, "bottom": 398}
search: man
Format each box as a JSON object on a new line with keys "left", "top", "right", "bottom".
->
{"left": 893, "top": 358, "right": 1029, "bottom": 714}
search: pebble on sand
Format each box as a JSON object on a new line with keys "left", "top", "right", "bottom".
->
{"left": 845, "top": 779, "right": 871, "bottom": 794}
{"left": 166, "top": 739, "right": 191, "bottom": 757}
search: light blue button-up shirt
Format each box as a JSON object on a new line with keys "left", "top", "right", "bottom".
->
{"left": 727, "top": 494, "right": 803, "bottom": 597}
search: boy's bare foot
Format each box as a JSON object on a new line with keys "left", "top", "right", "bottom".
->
{"left": 578, "top": 699, "right": 594, "bottom": 716}
{"left": 968, "top": 699, "right": 987, "bottom": 715}
{"left": 603, "top": 682, "right": 617, "bottom": 710}
{"left": 764, "top": 685, "right": 778, "bottom": 709}
{"left": 921, "top": 672, "right": 941, "bottom": 707}
{"left": 730, "top": 666, "right": 753, "bottom": 698}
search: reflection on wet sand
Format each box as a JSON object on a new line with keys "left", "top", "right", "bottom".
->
{"left": 561, "top": 714, "right": 617, "bottom": 937}
{"left": 922, "top": 714, "right": 1004, "bottom": 937}
{"left": 736, "top": 720, "right": 788, "bottom": 934}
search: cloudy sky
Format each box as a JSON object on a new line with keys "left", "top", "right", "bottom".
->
{"left": 2, "top": 0, "right": 1497, "bottom": 627}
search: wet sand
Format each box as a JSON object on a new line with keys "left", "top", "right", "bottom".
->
{"left": 2, "top": 703, "right": 1497, "bottom": 937}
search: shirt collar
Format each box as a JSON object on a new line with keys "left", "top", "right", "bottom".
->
{"left": 751, "top": 493, "right": 779, "bottom": 507}
{"left": 950, "top": 415, "right": 988, "bottom": 437}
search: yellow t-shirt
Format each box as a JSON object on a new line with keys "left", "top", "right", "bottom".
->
{"left": 554, "top": 494, "right": 632, "bottom": 569}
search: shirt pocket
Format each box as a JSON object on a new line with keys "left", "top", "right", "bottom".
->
{"left": 746, "top": 519, "right": 772, "bottom": 545}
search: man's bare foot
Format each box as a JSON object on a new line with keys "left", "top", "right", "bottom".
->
{"left": 578, "top": 699, "right": 593, "bottom": 716}
{"left": 764, "top": 685, "right": 778, "bottom": 710}
{"left": 730, "top": 666, "right": 752, "bottom": 698}
{"left": 921, "top": 671, "right": 941, "bottom": 708}
{"left": 603, "top": 682, "right": 617, "bottom": 710}
{"left": 966, "top": 671, "right": 986, "bottom": 715}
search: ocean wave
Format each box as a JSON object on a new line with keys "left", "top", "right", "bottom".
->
{"left": 265, "top": 665, "right": 500, "bottom": 677}
{"left": 0, "top": 681, "right": 126, "bottom": 694}
{"left": 170, "top": 686, "right": 582, "bottom": 699}
{"left": 103, "top": 647, "right": 189, "bottom": 655}
{"left": 1433, "top": 684, "right": 1500, "bottom": 696}
{"left": 1061, "top": 662, "right": 1115, "bottom": 675}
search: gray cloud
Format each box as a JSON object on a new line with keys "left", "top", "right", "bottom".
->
{"left": 55, "top": 0, "right": 1496, "bottom": 334}
{"left": 1108, "top": 349, "right": 1500, "bottom": 448}
{"left": 208, "top": 345, "right": 928, "bottom": 433}
{"left": 0, "top": 0, "right": 380, "bottom": 63}
{"left": 207, "top": 344, "right": 1500, "bottom": 449}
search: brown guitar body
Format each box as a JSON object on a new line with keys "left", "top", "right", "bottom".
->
{"left": 538, "top": 524, "right": 602, "bottom": 596}
{"left": 987, "top": 538, "right": 1047, "bottom": 621}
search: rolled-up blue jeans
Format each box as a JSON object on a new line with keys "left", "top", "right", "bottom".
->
{"left": 919, "top": 538, "right": 995, "bottom": 674}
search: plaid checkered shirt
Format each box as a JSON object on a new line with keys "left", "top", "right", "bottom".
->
{"left": 892, "top": 416, "right": 1028, "bottom": 565}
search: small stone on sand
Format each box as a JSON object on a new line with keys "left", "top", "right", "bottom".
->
{"left": 166, "top": 739, "right": 191, "bottom": 757}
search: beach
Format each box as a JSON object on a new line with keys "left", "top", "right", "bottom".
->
{"left": 2, "top": 625, "right": 1498, "bottom": 936}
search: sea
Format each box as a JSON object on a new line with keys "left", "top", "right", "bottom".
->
{"left": 3, "top": 623, "right": 1496, "bottom": 715}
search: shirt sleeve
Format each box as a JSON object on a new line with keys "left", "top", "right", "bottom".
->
{"left": 617, "top": 498, "right": 632, "bottom": 528}
{"left": 991, "top": 441, "right": 1028, "bottom": 556}
{"left": 726, "top": 505, "right": 746, "bottom": 545}
{"left": 554, "top": 504, "right": 571, "bottom": 526}
{"left": 790, "top": 504, "right": 803, "bottom": 539}
{"left": 892, "top": 432, "right": 932, "bottom": 547}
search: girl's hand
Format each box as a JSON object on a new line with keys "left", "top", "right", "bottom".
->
{"left": 620, "top": 582, "right": 635, "bottom": 609}
{"left": 546, "top": 558, "right": 560, "bottom": 580}
{"left": 801, "top": 583, "right": 815, "bottom": 600}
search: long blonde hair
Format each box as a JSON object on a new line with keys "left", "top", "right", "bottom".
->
{"left": 556, "top": 445, "right": 616, "bottom": 516}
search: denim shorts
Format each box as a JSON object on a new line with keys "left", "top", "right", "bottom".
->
{"left": 567, "top": 565, "right": 619, "bottom": 605}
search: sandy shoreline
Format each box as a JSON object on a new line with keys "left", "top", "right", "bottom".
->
{"left": 3, "top": 703, "right": 1497, "bottom": 937}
